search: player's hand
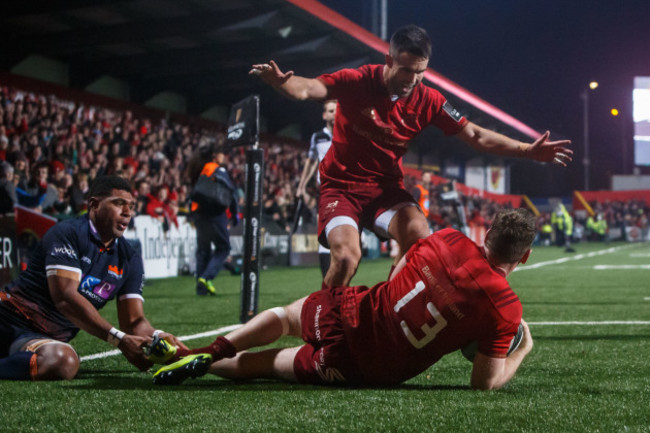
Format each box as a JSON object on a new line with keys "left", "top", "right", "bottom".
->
{"left": 526, "top": 131, "right": 573, "bottom": 166}
{"left": 119, "top": 334, "right": 154, "bottom": 372}
{"left": 157, "top": 332, "right": 188, "bottom": 351}
{"left": 249, "top": 60, "right": 294, "bottom": 87}
{"left": 296, "top": 187, "right": 305, "bottom": 199}
{"left": 518, "top": 319, "right": 534, "bottom": 353}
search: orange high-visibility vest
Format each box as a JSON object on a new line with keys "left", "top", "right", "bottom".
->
{"left": 191, "top": 162, "right": 219, "bottom": 212}
{"left": 414, "top": 184, "right": 429, "bottom": 217}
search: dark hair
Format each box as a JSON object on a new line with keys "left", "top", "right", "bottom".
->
{"left": 87, "top": 175, "right": 133, "bottom": 200}
{"left": 0, "top": 161, "right": 13, "bottom": 178}
{"left": 485, "top": 208, "right": 537, "bottom": 263}
{"left": 185, "top": 149, "right": 212, "bottom": 185}
{"left": 185, "top": 141, "right": 229, "bottom": 184}
{"left": 389, "top": 25, "right": 432, "bottom": 59}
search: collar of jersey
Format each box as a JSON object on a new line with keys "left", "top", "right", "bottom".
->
{"left": 87, "top": 215, "right": 118, "bottom": 252}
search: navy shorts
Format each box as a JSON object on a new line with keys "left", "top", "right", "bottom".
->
{"left": 0, "top": 302, "right": 50, "bottom": 357}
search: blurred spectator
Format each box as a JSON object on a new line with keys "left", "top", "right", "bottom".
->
{"left": 68, "top": 172, "right": 89, "bottom": 215}
{"left": 586, "top": 212, "right": 607, "bottom": 242}
{"left": 551, "top": 203, "right": 575, "bottom": 252}
{"left": 49, "top": 179, "right": 72, "bottom": 217}
{"left": 134, "top": 179, "right": 151, "bottom": 215}
{"left": 0, "top": 161, "right": 17, "bottom": 213}
{"left": 145, "top": 185, "right": 178, "bottom": 232}
{"left": 3, "top": 80, "right": 646, "bottom": 248}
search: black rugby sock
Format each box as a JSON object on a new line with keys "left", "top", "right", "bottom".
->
{"left": 0, "top": 351, "right": 36, "bottom": 380}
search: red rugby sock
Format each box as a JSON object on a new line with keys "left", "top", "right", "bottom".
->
{"left": 174, "top": 336, "right": 236, "bottom": 361}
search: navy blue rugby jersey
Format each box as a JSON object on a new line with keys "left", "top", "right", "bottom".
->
{"left": 2, "top": 214, "right": 144, "bottom": 341}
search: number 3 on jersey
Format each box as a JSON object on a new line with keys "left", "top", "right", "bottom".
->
{"left": 393, "top": 280, "right": 448, "bottom": 349}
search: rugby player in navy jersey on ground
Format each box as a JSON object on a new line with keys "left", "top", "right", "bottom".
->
{"left": 0, "top": 175, "right": 187, "bottom": 380}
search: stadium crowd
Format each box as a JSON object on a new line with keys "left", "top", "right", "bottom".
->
{"left": 0, "top": 84, "right": 305, "bottom": 233}
{"left": 0, "top": 83, "right": 647, "bottom": 244}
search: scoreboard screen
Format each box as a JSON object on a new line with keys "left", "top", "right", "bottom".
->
{"left": 634, "top": 76, "right": 650, "bottom": 166}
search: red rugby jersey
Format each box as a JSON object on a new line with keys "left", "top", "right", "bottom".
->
{"left": 340, "top": 228, "right": 521, "bottom": 385}
{"left": 317, "top": 64, "right": 467, "bottom": 188}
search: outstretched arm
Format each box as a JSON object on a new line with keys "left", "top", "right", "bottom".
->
{"left": 48, "top": 275, "right": 152, "bottom": 371}
{"left": 457, "top": 122, "right": 573, "bottom": 166}
{"left": 470, "top": 319, "right": 533, "bottom": 390}
{"left": 249, "top": 60, "right": 328, "bottom": 101}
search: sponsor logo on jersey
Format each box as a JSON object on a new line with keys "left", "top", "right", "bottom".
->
{"left": 81, "top": 256, "right": 91, "bottom": 264}
{"left": 93, "top": 281, "right": 117, "bottom": 300}
{"left": 326, "top": 201, "right": 339, "bottom": 210}
{"left": 80, "top": 275, "right": 117, "bottom": 301}
{"left": 314, "top": 304, "right": 322, "bottom": 342}
{"left": 108, "top": 265, "right": 123, "bottom": 278}
{"left": 51, "top": 244, "right": 77, "bottom": 259}
{"left": 442, "top": 101, "right": 462, "bottom": 122}
{"left": 81, "top": 275, "right": 101, "bottom": 291}
{"left": 314, "top": 360, "right": 345, "bottom": 382}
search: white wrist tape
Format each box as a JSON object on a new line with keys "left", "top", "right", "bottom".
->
{"left": 107, "top": 327, "right": 125, "bottom": 347}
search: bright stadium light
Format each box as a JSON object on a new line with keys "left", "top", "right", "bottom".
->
{"left": 611, "top": 108, "right": 619, "bottom": 116}
{"left": 589, "top": 81, "right": 599, "bottom": 90}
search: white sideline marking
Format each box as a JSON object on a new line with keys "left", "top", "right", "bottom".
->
{"left": 79, "top": 324, "right": 243, "bottom": 363}
{"left": 514, "top": 244, "right": 642, "bottom": 272}
{"left": 629, "top": 253, "right": 650, "bottom": 258}
{"left": 593, "top": 265, "right": 650, "bottom": 270}
{"left": 529, "top": 321, "right": 650, "bottom": 326}
{"left": 644, "top": 297, "right": 650, "bottom": 301}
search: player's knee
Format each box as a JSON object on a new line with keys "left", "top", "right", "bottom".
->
{"left": 35, "top": 343, "right": 79, "bottom": 380}
{"left": 332, "top": 255, "right": 359, "bottom": 281}
{"left": 332, "top": 244, "right": 361, "bottom": 269}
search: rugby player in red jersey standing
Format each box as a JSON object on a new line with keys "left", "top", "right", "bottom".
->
{"left": 249, "top": 25, "right": 572, "bottom": 288}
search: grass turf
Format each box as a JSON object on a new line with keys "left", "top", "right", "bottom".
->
{"left": 2, "top": 241, "right": 649, "bottom": 432}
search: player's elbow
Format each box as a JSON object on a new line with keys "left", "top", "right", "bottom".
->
{"left": 296, "top": 79, "right": 328, "bottom": 101}
{"left": 289, "top": 91, "right": 310, "bottom": 102}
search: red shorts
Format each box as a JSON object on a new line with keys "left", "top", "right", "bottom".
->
{"left": 293, "top": 287, "right": 363, "bottom": 385}
{"left": 317, "top": 183, "right": 417, "bottom": 247}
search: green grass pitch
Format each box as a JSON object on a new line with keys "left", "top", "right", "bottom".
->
{"left": 2, "top": 241, "right": 649, "bottom": 432}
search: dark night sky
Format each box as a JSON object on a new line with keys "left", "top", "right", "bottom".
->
{"left": 318, "top": 0, "right": 650, "bottom": 192}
